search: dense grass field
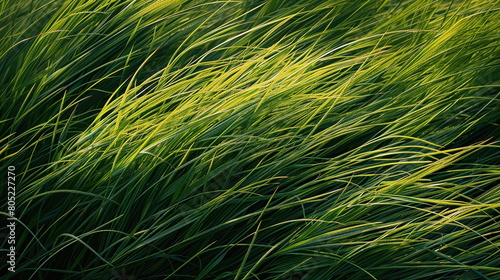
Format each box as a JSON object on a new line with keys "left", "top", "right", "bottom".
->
{"left": 1, "top": 0, "right": 499, "bottom": 279}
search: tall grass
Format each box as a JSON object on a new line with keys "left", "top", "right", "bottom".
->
{"left": 1, "top": 0, "right": 499, "bottom": 279}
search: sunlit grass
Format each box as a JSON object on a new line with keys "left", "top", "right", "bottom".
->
{"left": 1, "top": 0, "right": 499, "bottom": 279}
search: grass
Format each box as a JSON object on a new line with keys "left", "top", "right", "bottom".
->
{"left": 1, "top": 0, "right": 499, "bottom": 279}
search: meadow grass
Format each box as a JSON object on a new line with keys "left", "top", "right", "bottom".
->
{"left": 1, "top": 0, "right": 499, "bottom": 279}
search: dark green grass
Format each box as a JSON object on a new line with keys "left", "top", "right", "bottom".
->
{"left": 1, "top": 0, "right": 499, "bottom": 279}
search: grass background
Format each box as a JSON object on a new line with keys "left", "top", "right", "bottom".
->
{"left": 1, "top": 0, "right": 499, "bottom": 279}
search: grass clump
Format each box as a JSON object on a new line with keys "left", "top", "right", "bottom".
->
{"left": 1, "top": 0, "right": 499, "bottom": 279}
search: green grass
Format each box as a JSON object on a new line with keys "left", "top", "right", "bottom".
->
{"left": 1, "top": 0, "right": 499, "bottom": 279}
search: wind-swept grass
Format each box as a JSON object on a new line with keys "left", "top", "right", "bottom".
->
{"left": 1, "top": 0, "right": 499, "bottom": 279}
